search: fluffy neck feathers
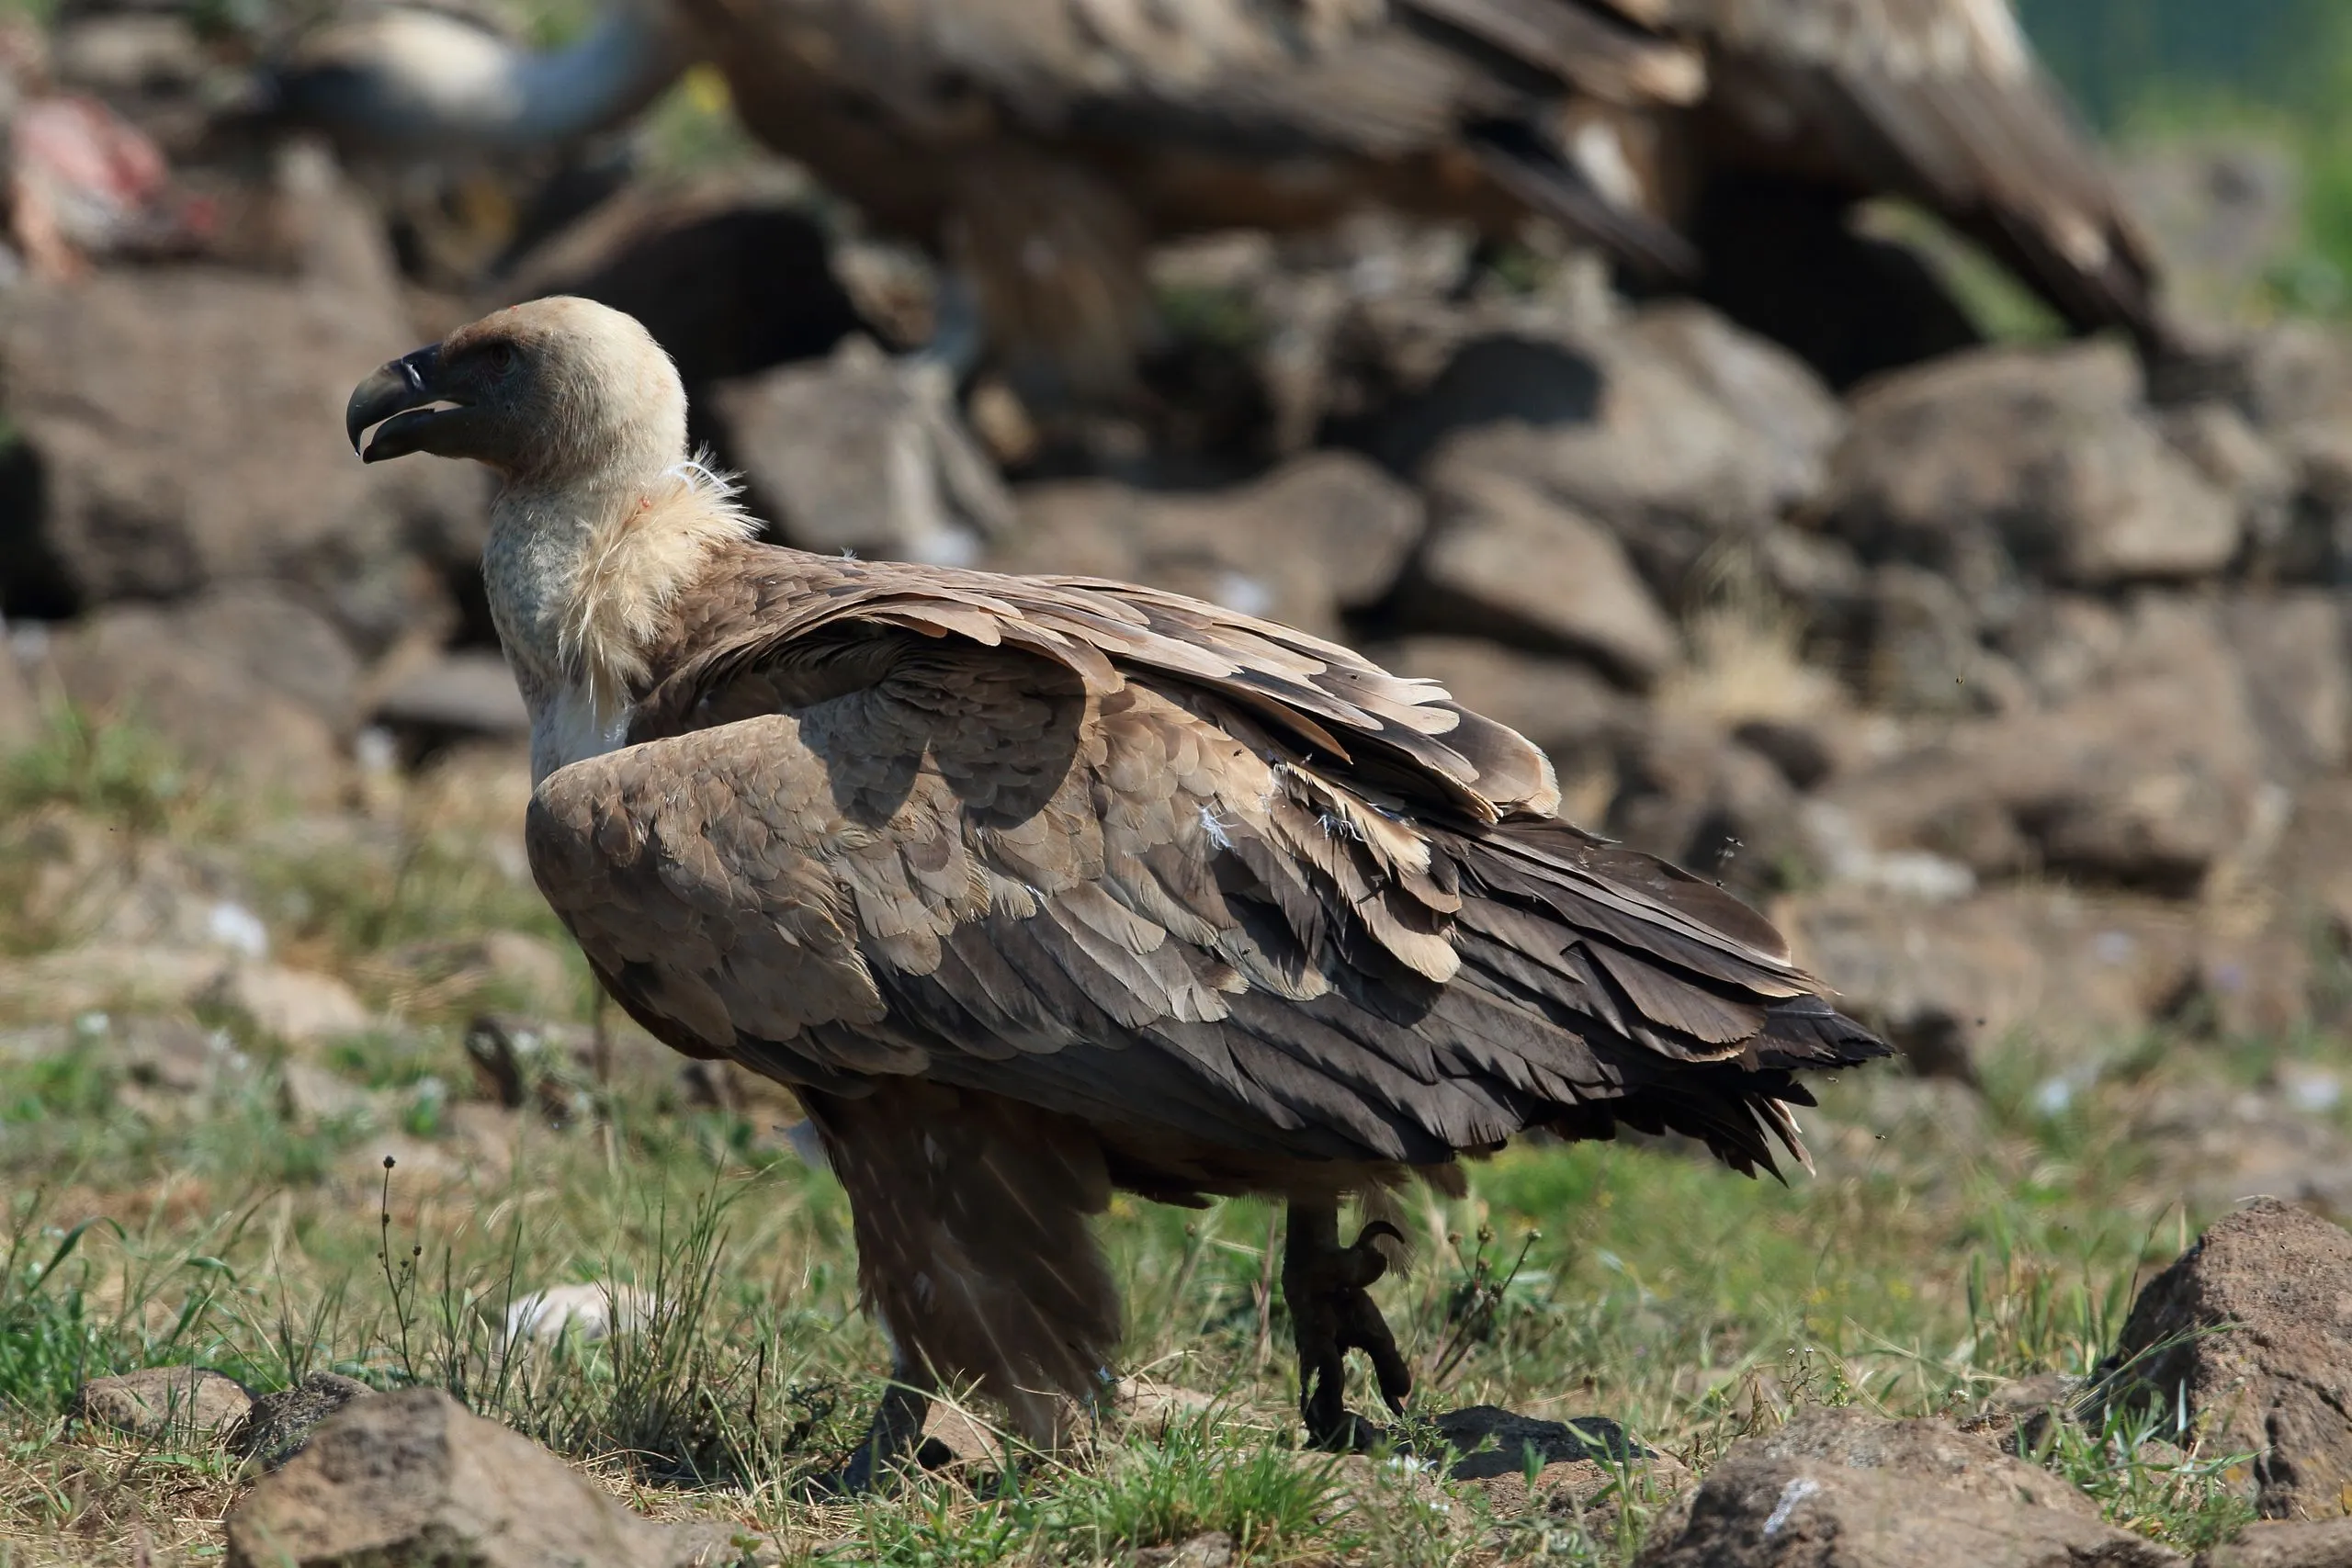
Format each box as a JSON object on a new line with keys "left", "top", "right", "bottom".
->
{"left": 483, "top": 454, "right": 759, "bottom": 770}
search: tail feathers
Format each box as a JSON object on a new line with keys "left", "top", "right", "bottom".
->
{"left": 1754, "top": 994, "right": 1892, "bottom": 1071}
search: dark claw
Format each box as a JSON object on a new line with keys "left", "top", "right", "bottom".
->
{"left": 1285, "top": 1206, "right": 1417, "bottom": 1450}
{"left": 802, "top": 1376, "right": 933, "bottom": 1496}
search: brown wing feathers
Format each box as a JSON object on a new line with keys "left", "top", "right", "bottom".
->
{"left": 533, "top": 562, "right": 1885, "bottom": 1202}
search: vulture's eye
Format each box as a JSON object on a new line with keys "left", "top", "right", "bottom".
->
{"left": 483, "top": 341, "right": 518, "bottom": 377}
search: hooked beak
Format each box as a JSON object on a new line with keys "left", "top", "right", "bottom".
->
{"left": 346, "top": 344, "right": 466, "bottom": 462}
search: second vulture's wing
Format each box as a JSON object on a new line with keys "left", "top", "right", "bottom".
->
{"left": 526, "top": 566, "right": 1886, "bottom": 1190}
{"left": 1654, "top": 0, "right": 2162, "bottom": 344}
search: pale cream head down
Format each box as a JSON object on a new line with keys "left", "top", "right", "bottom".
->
{"left": 346, "top": 296, "right": 756, "bottom": 780}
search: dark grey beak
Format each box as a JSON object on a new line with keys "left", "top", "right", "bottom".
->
{"left": 345, "top": 344, "right": 455, "bottom": 462}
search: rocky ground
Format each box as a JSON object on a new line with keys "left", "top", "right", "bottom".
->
{"left": 8, "top": 3, "right": 2352, "bottom": 1565}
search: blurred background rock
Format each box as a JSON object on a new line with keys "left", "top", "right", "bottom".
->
{"left": 3, "top": 0, "right": 2352, "bottom": 1151}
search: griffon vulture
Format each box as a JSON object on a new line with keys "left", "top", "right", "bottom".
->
{"left": 285, "top": 0, "right": 2162, "bottom": 391}
{"left": 347, "top": 296, "right": 1888, "bottom": 1475}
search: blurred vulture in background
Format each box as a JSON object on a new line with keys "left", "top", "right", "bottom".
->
{"left": 265, "top": 0, "right": 2168, "bottom": 391}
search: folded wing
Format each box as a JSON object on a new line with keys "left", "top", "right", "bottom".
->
{"left": 527, "top": 567, "right": 1886, "bottom": 1187}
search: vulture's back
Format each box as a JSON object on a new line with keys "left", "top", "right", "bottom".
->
{"left": 526, "top": 547, "right": 1888, "bottom": 1193}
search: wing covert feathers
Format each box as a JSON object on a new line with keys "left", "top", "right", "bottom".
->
{"left": 529, "top": 546, "right": 1887, "bottom": 1201}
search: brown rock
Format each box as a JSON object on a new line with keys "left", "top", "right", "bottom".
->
{"left": 224, "top": 1387, "right": 706, "bottom": 1567}
{"left": 1815, "top": 599, "right": 2269, "bottom": 896}
{"left": 1608, "top": 715, "right": 1809, "bottom": 900}
{"left": 211, "top": 964, "right": 373, "bottom": 1045}
{"left": 2116, "top": 141, "right": 2300, "bottom": 338}
{"left": 916, "top": 1403, "right": 1002, "bottom": 1470}
{"left": 1000, "top": 452, "right": 1423, "bottom": 640}
{"left": 2159, "top": 403, "right": 2293, "bottom": 557}
{"left": 0, "top": 636, "right": 36, "bottom": 751}
{"left": 1402, "top": 464, "right": 1680, "bottom": 685}
{"left": 228, "top": 1371, "right": 378, "bottom": 1474}
{"left": 1828, "top": 341, "right": 2239, "bottom": 594}
{"left": 711, "top": 335, "right": 1011, "bottom": 565}
{"left": 1635, "top": 1405, "right": 2180, "bottom": 1567}
{"left": 42, "top": 598, "right": 351, "bottom": 805}
{"left": 1363, "top": 637, "right": 1624, "bottom": 776}
{"left": 0, "top": 944, "right": 231, "bottom": 1018}
{"left": 1851, "top": 563, "right": 2019, "bottom": 716}
{"left": 0, "top": 256, "right": 479, "bottom": 651}
{"left": 5, "top": 807, "right": 263, "bottom": 955}
{"left": 2218, "top": 592, "right": 2351, "bottom": 780}
{"left": 1133, "top": 1533, "right": 1234, "bottom": 1568}
{"left": 72, "top": 1366, "right": 251, "bottom": 1441}
{"left": 368, "top": 650, "right": 529, "bottom": 739}
{"left": 1385, "top": 308, "right": 1838, "bottom": 604}
{"left": 1785, "top": 884, "right": 2201, "bottom": 1078}
{"left": 2098, "top": 1199, "right": 2352, "bottom": 1520}
{"left": 2135, "top": 1083, "right": 2352, "bottom": 1223}
{"left": 2197, "top": 1518, "right": 2352, "bottom": 1568}
{"left": 1111, "top": 1377, "right": 1219, "bottom": 1437}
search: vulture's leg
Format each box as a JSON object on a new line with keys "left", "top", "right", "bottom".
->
{"left": 1282, "top": 1202, "right": 1412, "bottom": 1450}
{"left": 797, "top": 1079, "right": 1120, "bottom": 1486}
{"left": 831, "top": 1357, "right": 935, "bottom": 1493}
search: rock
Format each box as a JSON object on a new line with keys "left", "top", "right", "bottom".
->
{"left": 1731, "top": 718, "right": 1836, "bottom": 793}
{"left": 1956, "top": 1372, "right": 2084, "bottom": 1456}
{"left": 2097, "top": 1199, "right": 2352, "bottom": 1520}
{"left": 711, "top": 335, "right": 1012, "bottom": 566}
{"left": 1606, "top": 715, "right": 1810, "bottom": 900}
{"left": 1827, "top": 341, "right": 2240, "bottom": 599}
{"left": 276, "top": 1061, "right": 379, "bottom": 1127}
{"left": 916, "top": 1404, "right": 1002, "bottom": 1470}
{"left": 1134, "top": 1533, "right": 1234, "bottom": 1568}
{"left": 2116, "top": 139, "right": 2302, "bottom": 336}
{"left": 1619, "top": 303, "right": 1847, "bottom": 509}
{"left": 1397, "top": 463, "right": 1680, "bottom": 685}
{"left": 368, "top": 651, "right": 528, "bottom": 740}
{"left": 1635, "top": 1404, "right": 2180, "bottom": 1567}
{"left": 0, "top": 249, "right": 480, "bottom": 651}
{"left": 501, "top": 171, "right": 863, "bottom": 400}
{"left": 1849, "top": 563, "right": 2020, "bottom": 716}
{"left": 0, "top": 634, "right": 35, "bottom": 750}
{"left": 107, "top": 1013, "right": 251, "bottom": 1118}
{"left": 211, "top": 965, "right": 373, "bottom": 1045}
{"left": 2218, "top": 593, "right": 2351, "bottom": 781}
{"left": 998, "top": 452, "right": 1423, "bottom": 640}
{"left": 224, "top": 1387, "right": 708, "bottom": 1567}
{"left": 1367, "top": 637, "right": 1626, "bottom": 779}
{"left": 1110, "top": 1377, "right": 1219, "bottom": 1436}
{"left": 40, "top": 598, "right": 352, "bottom": 805}
{"left": 2160, "top": 404, "right": 2293, "bottom": 558}
{"left": 72, "top": 1366, "right": 251, "bottom": 1441}
{"left": 5, "top": 808, "right": 263, "bottom": 955}
{"left": 1784, "top": 884, "right": 2203, "bottom": 1077}
{"left": 2197, "top": 1518, "right": 2352, "bottom": 1568}
{"left": 1430, "top": 1405, "right": 1642, "bottom": 1480}
{"left": 1814, "top": 599, "right": 2271, "bottom": 897}
{"left": 227, "top": 1371, "right": 377, "bottom": 1474}
{"left": 503, "top": 1283, "right": 654, "bottom": 1347}
{"left": 2135, "top": 1085, "right": 2352, "bottom": 1223}
{"left": 1377, "top": 306, "right": 1839, "bottom": 605}
{"left": 0, "top": 944, "right": 231, "bottom": 1019}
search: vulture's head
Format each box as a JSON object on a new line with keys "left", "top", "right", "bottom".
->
{"left": 346, "top": 296, "right": 686, "bottom": 486}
